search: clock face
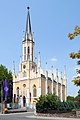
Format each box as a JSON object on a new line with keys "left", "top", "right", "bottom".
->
{"left": 23, "top": 65, "right": 26, "bottom": 69}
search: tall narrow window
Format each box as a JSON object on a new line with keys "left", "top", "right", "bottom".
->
{"left": 33, "top": 85, "right": 36, "bottom": 97}
{"left": 17, "top": 87, "right": 19, "bottom": 97}
{"left": 28, "top": 46, "right": 30, "bottom": 54}
{"left": 32, "top": 47, "right": 33, "bottom": 61}
{"left": 28, "top": 46, "right": 30, "bottom": 60}
{"left": 24, "top": 47, "right": 26, "bottom": 60}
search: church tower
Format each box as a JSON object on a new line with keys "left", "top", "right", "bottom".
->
{"left": 20, "top": 7, "right": 36, "bottom": 79}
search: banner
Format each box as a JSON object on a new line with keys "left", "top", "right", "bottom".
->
{"left": 3, "top": 80, "right": 9, "bottom": 98}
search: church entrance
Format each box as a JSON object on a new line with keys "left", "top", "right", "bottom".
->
{"left": 23, "top": 96, "right": 26, "bottom": 107}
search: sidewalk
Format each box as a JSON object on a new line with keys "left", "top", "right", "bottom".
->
{"left": 8, "top": 107, "right": 27, "bottom": 113}
{"left": 26, "top": 115, "right": 80, "bottom": 120}
{"left": 0, "top": 107, "right": 27, "bottom": 114}
{"left": 0, "top": 111, "right": 79, "bottom": 119}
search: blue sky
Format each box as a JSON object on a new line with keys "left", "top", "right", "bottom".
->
{"left": 0, "top": 0, "right": 80, "bottom": 96}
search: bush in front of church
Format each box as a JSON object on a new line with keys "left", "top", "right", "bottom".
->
{"left": 36, "top": 94, "right": 79, "bottom": 113}
{"left": 36, "top": 94, "right": 60, "bottom": 113}
{"left": 58, "top": 101, "right": 78, "bottom": 112}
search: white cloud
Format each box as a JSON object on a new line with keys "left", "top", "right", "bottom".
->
{"left": 50, "top": 58, "right": 58, "bottom": 62}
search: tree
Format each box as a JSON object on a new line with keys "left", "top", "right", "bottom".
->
{"left": 0, "top": 64, "right": 13, "bottom": 103}
{"left": 78, "top": 89, "right": 80, "bottom": 96}
{"left": 75, "top": 89, "right": 80, "bottom": 107}
{"left": 67, "top": 96, "right": 75, "bottom": 102}
{"left": 68, "top": 26, "right": 80, "bottom": 86}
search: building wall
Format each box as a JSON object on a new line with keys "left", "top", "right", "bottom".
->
{"left": 53, "top": 81, "right": 57, "bottom": 95}
{"left": 62, "top": 85, "right": 65, "bottom": 101}
{"left": 58, "top": 83, "right": 61, "bottom": 99}
{"left": 41, "top": 75, "right": 45, "bottom": 96}
{"left": 47, "top": 77, "right": 52, "bottom": 94}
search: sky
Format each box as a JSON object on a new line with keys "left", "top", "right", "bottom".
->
{"left": 0, "top": 0, "right": 80, "bottom": 96}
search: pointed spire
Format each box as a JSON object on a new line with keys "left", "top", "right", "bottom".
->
{"left": 64, "top": 65, "right": 67, "bottom": 101}
{"left": 60, "top": 72, "right": 63, "bottom": 84}
{"left": 46, "top": 62, "right": 48, "bottom": 78}
{"left": 13, "top": 61, "right": 15, "bottom": 74}
{"left": 46, "top": 62, "right": 48, "bottom": 71}
{"left": 26, "top": 7, "right": 33, "bottom": 40}
{"left": 60, "top": 72, "right": 63, "bottom": 102}
{"left": 51, "top": 66, "right": 54, "bottom": 80}
{"left": 38, "top": 52, "right": 41, "bottom": 76}
{"left": 38, "top": 52, "right": 41, "bottom": 68}
{"left": 56, "top": 69, "right": 58, "bottom": 80}
{"left": 26, "top": 7, "right": 31, "bottom": 34}
{"left": 19, "top": 56, "right": 22, "bottom": 72}
{"left": 56, "top": 69, "right": 58, "bottom": 96}
{"left": 51, "top": 66, "right": 53, "bottom": 74}
{"left": 64, "top": 65, "right": 67, "bottom": 80}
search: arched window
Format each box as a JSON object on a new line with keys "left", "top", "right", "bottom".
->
{"left": 28, "top": 46, "right": 30, "bottom": 54}
{"left": 23, "top": 96, "right": 26, "bottom": 107}
{"left": 23, "top": 84, "right": 26, "bottom": 96}
{"left": 32, "top": 47, "right": 33, "bottom": 61}
{"left": 23, "top": 84, "right": 26, "bottom": 88}
{"left": 17, "top": 87, "right": 19, "bottom": 97}
{"left": 28, "top": 46, "right": 30, "bottom": 60}
{"left": 33, "top": 85, "right": 37, "bottom": 97}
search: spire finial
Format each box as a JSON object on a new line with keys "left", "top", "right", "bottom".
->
{"left": 39, "top": 51, "right": 40, "bottom": 54}
{"left": 46, "top": 62, "right": 48, "bottom": 71}
{"left": 27, "top": 7, "right": 30, "bottom": 10}
{"left": 61, "top": 72, "right": 62, "bottom": 79}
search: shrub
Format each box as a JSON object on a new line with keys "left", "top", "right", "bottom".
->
{"left": 36, "top": 94, "right": 60, "bottom": 113}
{"left": 36, "top": 94, "right": 80, "bottom": 113}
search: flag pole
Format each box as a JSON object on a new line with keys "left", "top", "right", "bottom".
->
{"left": 1, "top": 81, "right": 3, "bottom": 114}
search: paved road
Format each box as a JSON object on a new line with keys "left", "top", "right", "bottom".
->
{"left": 0, "top": 112, "right": 79, "bottom": 120}
{"left": 0, "top": 112, "right": 34, "bottom": 120}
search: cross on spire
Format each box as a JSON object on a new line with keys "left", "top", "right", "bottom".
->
{"left": 27, "top": 6, "right": 30, "bottom": 10}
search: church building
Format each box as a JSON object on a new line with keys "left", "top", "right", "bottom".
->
{"left": 13, "top": 7, "right": 67, "bottom": 108}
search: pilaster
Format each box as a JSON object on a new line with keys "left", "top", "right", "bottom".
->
{"left": 56, "top": 69, "right": 58, "bottom": 96}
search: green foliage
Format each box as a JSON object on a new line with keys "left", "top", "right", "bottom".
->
{"left": 67, "top": 91, "right": 80, "bottom": 109}
{"left": 68, "top": 26, "right": 80, "bottom": 86}
{"left": 69, "top": 50, "right": 80, "bottom": 60}
{"left": 72, "top": 77, "right": 80, "bottom": 86}
{"left": 36, "top": 94, "right": 60, "bottom": 113}
{"left": 58, "top": 101, "right": 76, "bottom": 112}
{"left": 0, "top": 64, "right": 13, "bottom": 103}
{"left": 78, "top": 89, "right": 80, "bottom": 96}
{"left": 68, "top": 26, "right": 80, "bottom": 40}
{"left": 36, "top": 94, "right": 80, "bottom": 113}
{"left": 75, "top": 89, "right": 80, "bottom": 107}
{"left": 67, "top": 96, "right": 75, "bottom": 102}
